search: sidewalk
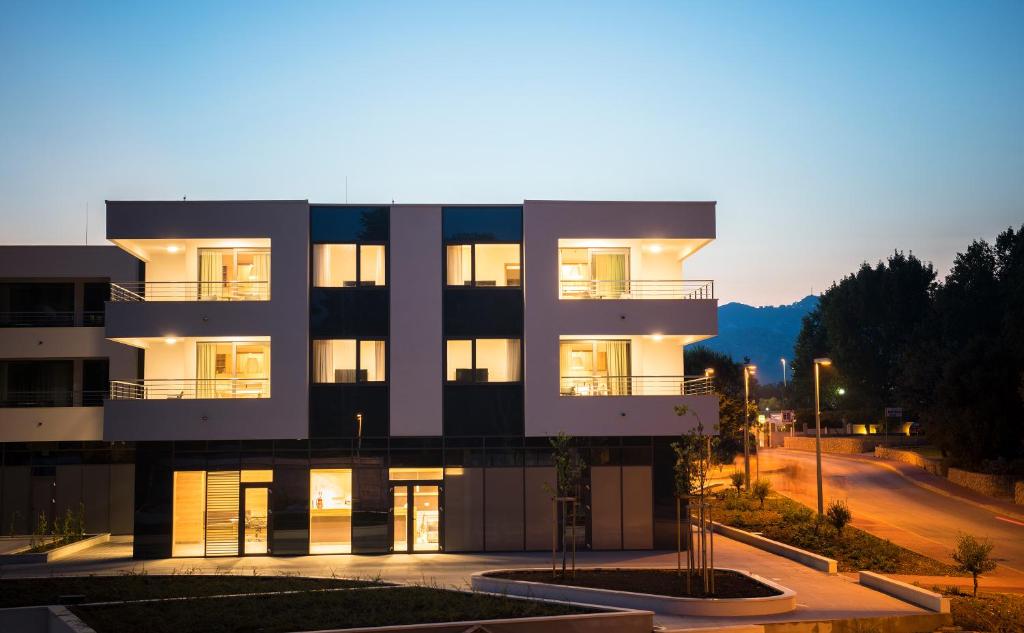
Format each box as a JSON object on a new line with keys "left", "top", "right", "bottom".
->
{"left": 0, "top": 535, "right": 933, "bottom": 630}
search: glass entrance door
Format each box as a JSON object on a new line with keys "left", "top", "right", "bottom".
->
{"left": 241, "top": 486, "right": 270, "bottom": 555}
{"left": 391, "top": 483, "right": 442, "bottom": 552}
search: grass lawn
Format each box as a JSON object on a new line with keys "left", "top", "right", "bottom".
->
{"left": 0, "top": 574, "right": 380, "bottom": 608}
{"left": 71, "top": 586, "right": 596, "bottom": 633}
{"left": 947, "top": 590, "right": 1024, "bottom": 633}
{"left": 489, "top": 568, "right": 780, "bottom": 598}
{"left": 710, "top": 493, "right": 961, "bottom": 575}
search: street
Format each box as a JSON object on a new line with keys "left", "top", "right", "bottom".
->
{"left": 756, "top": 448, "right": 1024, "bottom": 578}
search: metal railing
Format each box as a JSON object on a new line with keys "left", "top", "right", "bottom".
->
{"left": 559, "top": 375, "right": 715, "bottom": 397}
{"left": 0, "top": 390, "right": 107, "bottom": 408}
{"left": 558, "top": 279, "right": 714, "bottom": 300}
{"left": 110, "top": 281, "right": 270, "bottom": 302}
{"left": 0, "top": 311, "right": 76, "bottom": 327}
{"left": 110, "top": 378, "right": 270, "bottom": 400}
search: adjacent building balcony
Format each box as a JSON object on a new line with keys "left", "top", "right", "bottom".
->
{"left": 557, "top": 239, "right": 712, "bottom": 300}
{"left": 559, "top": 374, "right": 714, "bottom": 397}
{"left": 110, "top": 378, "right": 269, "bottom": 400}
{"left": 110, "top": 280, "right": 269, "bottom": 302}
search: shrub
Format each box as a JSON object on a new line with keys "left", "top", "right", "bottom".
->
{"left": 952, "top": 534, "right": 997, "bottom": 597}
{"left": 729, "top": 472, "right": 744, "bottom": 495}
{"left": 825, "top": 499, "right": 852, "bottom": 536}
{"left": 751, "top": 479, "right": 772, "bottom": 508}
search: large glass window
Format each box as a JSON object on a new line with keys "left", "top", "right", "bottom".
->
{"left": 313, "top": 339, "right": 386, "bottom": 383}
{"left": 442, "top": 206, "right": 522, "bottom": 242}
{"left": 559, "top": 247, "right": 629, "bottom": 298}
{"left": 310, "top": 469, "right": 353, "bottom": 554}
{"left": 196, "top": 340, "right": 270, "bottom": 398}
{"left": 0, "top": 360, "right": 74, "bottom": 407}
{"left": 445, "top": 338, "right": 521, "bottom": 383}
{"left": 0, "top": 282, "right": 74, "bottom": 326}
{"left": 446, "top": 244, "right": 520, "bottom": 287}
{"left": 559, "top": 339, "right": 632, "bottom": 395}
{"left": 197, "top": 248, "right": 271, "bottom": 300}
{"left": 172, "top": 471, "right": 206, "bottom": 557}
{"left": 313, "top": 244, "right": 386, "bottom": 287}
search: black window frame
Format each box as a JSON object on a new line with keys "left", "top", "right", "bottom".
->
{"left": 444, "top": 242, "right": 522, "bottom": 288}
{"left": 443, "top": 337, "right": 522, "bottom": 385}
{"left": 311, "top": 337, "right": 389, "bottom": 384}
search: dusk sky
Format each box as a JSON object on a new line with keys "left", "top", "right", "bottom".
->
{"left": 1, "top": 2, "right": 1021, "bottom": 305}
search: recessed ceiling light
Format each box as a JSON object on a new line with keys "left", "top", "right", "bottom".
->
{"left": 164, "top": 337, "right": 178, "bottom": 345}
{"left": 167, "top": 245, "right": 180, "bottom": 253}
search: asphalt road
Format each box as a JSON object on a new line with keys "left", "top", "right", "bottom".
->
{"left": 756, "top": 448, "right": 1024, "bottom": 576}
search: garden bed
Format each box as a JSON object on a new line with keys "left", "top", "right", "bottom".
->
{"left": 710, "top": 493, "right": 961, "bottom": 575}
{"left": 0, "top": 533, "right": 110, "bottom": 564}
{"left": 473, "top": 568, "right": 796, "bottom": 617}
{"left": 69, "top": 586, "right": 609, "bottom": 633}
{"left": 947, "top": 590, "right": 1024, "bottom": 633}
{"left": 487, "top": 568, "right": 779, "bottom": 599}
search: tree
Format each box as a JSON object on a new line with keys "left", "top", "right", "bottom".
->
{"left": 729, "top": 472, "right": 744, "bottom": 496}
{"left": 952, "top": 534, "right": 997, "bottom": 597}
{"left": 684, "top": 347, "right": 758, "bottom": 466}
{"left": 548, "top": 432, "right": 586, "bottom": 577}
{"left": 751, "top": 479, "right": 771, "bottom": 508}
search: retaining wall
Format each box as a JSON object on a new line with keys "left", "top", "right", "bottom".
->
{"left": 947, "top": 468, "right": 1013, "bottom": 499}
{"left": 784, "top": 436, "right": 924, "bottom": 455}
{"left": 873, "top": 447, "right": 945, "bottom": 476}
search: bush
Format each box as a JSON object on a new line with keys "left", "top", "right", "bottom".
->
{"left": 825, "top": 499, "right": 852, "bottom": 535}
{"left": 729, "top": 472, "right": 744, "bottom": 495}
{"left": 952, "top": 534, "right": 997, "bottom": 597}
{"left": 751, "top": 479, "right": 772, "bottom": 508}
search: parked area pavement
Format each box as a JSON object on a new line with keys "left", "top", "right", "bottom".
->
{"left": 0, "top": 534, "right": 932, "bottom": 630}
{"left": 757, "top": 448, "right": 1024, "bottom": 582}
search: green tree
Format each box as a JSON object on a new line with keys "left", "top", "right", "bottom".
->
{"left": 952, "top": 534, "right": 997, "bottom": 597}
{"left": 684, "top": 347, "right": 758, "bottom": 465}
{"left": 825, "top": 499, "right": 852, "bottom": 536}
{"left": 751, "top": 479, "right": 771, "bottom": 508}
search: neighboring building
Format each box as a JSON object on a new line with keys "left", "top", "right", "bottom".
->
{"left": 2, "top": 200, "right": 719, "bottom": 558}
{"left": 0, "top": 246, "right": 139, "bottom": 536}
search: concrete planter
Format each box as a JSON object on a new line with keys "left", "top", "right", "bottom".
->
{"left": 0, "top": 533, "right": 110, "bottom": 565}
{"left": 471, "top": 568, "right": 796, "bottom": 617}
{"left": 858, "top": 571, "right": 950, "bottom": 613}
{"left": 711, "top": 522, "right": 838, "bottom": 574}
{"left": 301, "top": 609, "right": 652, "bottom": 633}
{"left": 0, "top": 606, "right": 95, "bottom": 633}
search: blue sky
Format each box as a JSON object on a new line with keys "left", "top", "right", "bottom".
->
{"left": 1, "top": 1, "right": 1021, "bottom": 305}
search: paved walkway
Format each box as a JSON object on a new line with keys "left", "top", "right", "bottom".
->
{"left": 0, "top": 535, "right": 930, "bottom": 630}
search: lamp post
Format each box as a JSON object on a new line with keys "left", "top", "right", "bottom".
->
{"left": 780, "top": 358, "right": 787, "bottom": 387}
{"left": 813, "top": 358, "right": 832, "bottom": 517}
{"left": 743, "top": 364, "right": 757, "bottom": 489}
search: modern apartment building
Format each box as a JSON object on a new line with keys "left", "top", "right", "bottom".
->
{"left": 0, "top": 246, "right": 138, "bottom": 536}
{"left": 1, "top": 200, "right": 718, "bottom": 558}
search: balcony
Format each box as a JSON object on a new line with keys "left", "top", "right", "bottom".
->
{"left": 110, "top": 378, "right": 269, "bottom": 400}
{"left": 559, "top": 374, "right": 714, "bottom": 397}
{"left": 0, "top": 389, "right": 106, "bottom": 407}
{"left": 110, "top": 281, "right": 270, "bottom": 302}
{"left": 558, "top": 279, "right": 713, "bottom": 300}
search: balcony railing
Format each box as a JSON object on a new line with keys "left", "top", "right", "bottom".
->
{"left": 110, "top": 281, "right": 270, "bottom": 302}
{"left": 0, "top": 311, "right": 76, "bottom": 327}
{"left": 110, "top": 378, "right": 270, "bottom": 400}
{"left": 0, "top": 390, "right": 107, "bottom": 408}
{"left": 558, "top": 279, "right": 714, "bottom": 300}
{"left": 559, "top": 375, "right": 715, "bottom": 397}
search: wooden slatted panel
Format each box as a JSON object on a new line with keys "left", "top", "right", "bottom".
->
{"left": 205, "top": 471, "right": 240, "bottom": 556}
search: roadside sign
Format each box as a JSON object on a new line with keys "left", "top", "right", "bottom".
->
{"left": 884, "top": 407, "right": 902, "bottom": 418}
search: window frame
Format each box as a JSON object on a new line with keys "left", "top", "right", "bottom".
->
{"left": 443, "top": 337, "right": 522, "bottom": 384}
{"left": 311, "top": 337, "right": 388, "bottom": 384}
{"left": 312, "top": 242, "right": 389, "bottom": 288}
{"left": 444, "top": 242, "right": 522, "bottom": 288}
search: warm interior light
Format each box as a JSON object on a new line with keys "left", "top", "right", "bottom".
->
{"left": 164, "top": 337, "right": 178, "bottom": 345}
{"left": 648, "top": 243, "right": 662, "bottom": 254}
{"left": 167, "top": 245, "right": 180, "bottom": 254}
{"left": 650, "top": 334, "right": 663, "bottom": 342}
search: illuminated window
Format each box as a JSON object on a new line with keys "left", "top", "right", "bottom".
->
{"left": 446, "top": 243, "right": 520, "bottom": 287}
{"left": 313, "top": 339, "right": 386, "bottom": 383}
{"left": 310, "top": 469, "right": 353, "bottom": 554}
{"left": 172, "top": 471, "right": 206, "bottom": 557}
{"left": 388, "top": 467, "right": 444, "bottom": 481}
{"left": 446, "top": 338, "right": 521, "bottom": 383}
{"left": 314, "top": 244, "right": 386, "bottom": 287}
{"left": 196, "top": 340, "right": 270, "bottom": 398}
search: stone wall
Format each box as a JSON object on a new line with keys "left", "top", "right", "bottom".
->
{"left": 783, "top": 435, "right": 923, "bottom": 455}
{"left": 874, "top": 446, "right": 945, "bottom": 476}
{"left": 947, "top": 468, "right": 1013, "bottom": 499}
{"left": 1016, "top": 481, "right": 1024, "bottom": 506}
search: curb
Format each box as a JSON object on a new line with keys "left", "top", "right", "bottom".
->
{"left": 710, "top": 523, "right": 838, "bottom": 575}
{"left": 858, "top": 571, "right": 950, "bottom": 613}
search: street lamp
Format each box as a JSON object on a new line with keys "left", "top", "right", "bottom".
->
{"left": 780, "top": 358, "right": 787, "bottom": 388}
{"left": 743, "top": 364, "right": 757, "bottom": 489}
{"left": 813, "top": 358, "right": 832, "bottom": 517}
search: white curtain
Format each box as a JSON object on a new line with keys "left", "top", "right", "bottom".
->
{"left": 374, "top": 340, "right": 386, "bottom": 381}
{"left": 199, "top": 251, "right": 223, "bottom": 300}
{"left": 251, "top": 251, "right": 271, "bottom": 299}
{"left": 446, "top": 245, "right": 465, "bottom": 285}
{"left": 506, "top": 338, "right": 521, "bottom": 382}
{"left": 313, "top": 245, "right": 331, "bottom": 287}
{"left": 196, "top": 342, "right": 217, "bottom": 398}
{"left": 313, "top": 340, "right": 333, "bottom": 383}
{"left": 374, "top": 246, "right": 386, "bottom": 285}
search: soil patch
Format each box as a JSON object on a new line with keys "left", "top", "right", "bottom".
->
{"left": 488, "top": 568, "right": 780, "bottom": 599}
